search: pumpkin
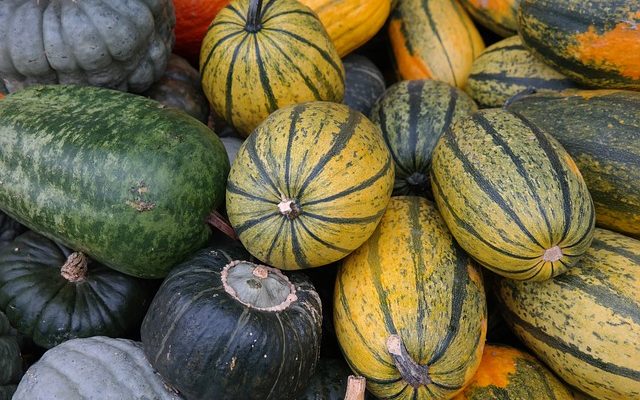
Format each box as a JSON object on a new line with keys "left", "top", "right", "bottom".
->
{"left": 172, "top": 0, "right": 231, "bottom": 61}
{"left": 141, "top": 244, "right": 323, "bottom": 400}
{"left": 506, "top": 89, "right": 640, "bottom": 239}
{"left": 431, "top": 108, "right": 595, "bottom": 281}
{"left": 370, "top": 79, "right": 477, "bottom": 198}
{"left": 0, "top": 231, "right": 155, "bottom": 349}
{"left": 297, "top": 357, "right": 356, "bottom": 400}
{"left": 343, "top": 54, "right": 386, "bottom": 116}
{"left": 226, "top": 102, "right": 394, "bottom": 270}
{"left": 200, "top": 0, "right": 345, "bottom": 136}
{"left": 143, "top": 54, "right": 210, "bottom": 123}
{"left": 0, "top": 0, "right": 175, "bottom": 93}
{"left": 334, "top": 196, "right": 487, "bottom": 400}
{"left": 518, "top": 0, "right": 640, "bottom": 90}
{"left": 496, "top": 228, "right": 640, "bottom": 400}
{"left": 459, "top": 0, "right": 519, "bottom": 37}
{"left": 298, "top": 0, "right": 392, "bottom": 57}
{"left": 13, "top": 336, "right": 182, "bottom": 400}
{"left": 0, "top": 212, "right": 25, "bottom": 251}
{"left": 0, "top": 311, "right": 21, "bottom": 400}
{"left": 389, "top": 0, "right": 485, "bottom": 88}
{"left": 465, "top": 36, "right": 577, "bottom": 108}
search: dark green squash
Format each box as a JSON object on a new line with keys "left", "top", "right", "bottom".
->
{"left": 0, "top": 311, "right": 21, "bottom": 400}
{"left": 0, "top": 212, "right": 25, "bottom": 251}
{"left": 0, "top": 231, "right": 155, "bottom": 349}
{"left": 343, "top": 54, "right": 386, "bottom": 116}
{"left": 297, "top": 357, "right": 357, "bottom": 400}
{"left": 141, "top": 244, "right": 323, "bottom": 400}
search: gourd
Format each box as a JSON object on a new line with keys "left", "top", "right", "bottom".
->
{"left": 343, "top": 54, "right": 386, "bottom": 116}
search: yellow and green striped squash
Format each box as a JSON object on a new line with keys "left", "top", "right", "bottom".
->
{"left": 458, "top": 0, "right": 520, "bottom": 37}
{"left": 334, "top": 196, "right": 487, "bottom": 400}
{"left": 496, "top": 228, "right": 640, "bottom": 400}
{"left": 388, "top": 0, "right": 485, "bottom": 88}
{"left": 200, "top": 0, "right": 345, "bottom": 137}
{"left": 431, "top": 108, "right": 595, "bottom": 281}
{"left": 226, "top": 102, "right": 394, "bottom": 270}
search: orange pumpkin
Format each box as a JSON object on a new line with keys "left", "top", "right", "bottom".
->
{"left": 173, "top": 0, "right": 231, "bottom": 62}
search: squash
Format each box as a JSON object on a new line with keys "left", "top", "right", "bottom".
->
{"left": 459, "top": 0, "right": 519, "bottom": 37}
{"left": 465, "top": 36, "right": 577, "bottom": 108}
{"left": 200, "top": 0, "right": 345, "bottom": 137}
{"left": 389, "top": 0, "right": 485, "bottom": 88}
{"left": 452, "top": 344, "right": 573, "bottom": 400}
{"left": 0, "top": 311, "right": 21, "bottom": 400}
{"left": 0, "top": 0, "right": 175, "bottom": 93}
{"left": 343, "top": 54, "right": 386, "bottom": 116}
{"left": 13, "top": 336, "right": 182, "bottom": 400}
{"left": 141, "top": 244, "right": 322, "bottom": 400}
{"left": 334, "top": 196, "right": 487, "bottom": 400}
{"left": 173, "top": 0, "right": 230, "bottom": 61}
{"left": 143, "top": 54, "right": 210, "bottom": 123}
{"left": 506, "top": 89, "right": 640, "bottom": 239}
{"left": 0, "top": 85, "right": 229, "bottom": 279}
{"left": 298, "top": 0, "right": 392, "bottom": 57}
{"left": 0, "top": 212, "right": 25, "bottom": 251}
{"left": 370, "top": 79, "right": 477, "bottom": 198}
{"left": 226, "top": 102, "right": 394, "bottom": 270}
{"left": 297, "top": 357, "right": 355, "bottom": 400}
{"left": 518, "top": 0, "right": 640, "bottom": 90}
{"left": 496, "top": 228, "right": 640, "bottom": 400}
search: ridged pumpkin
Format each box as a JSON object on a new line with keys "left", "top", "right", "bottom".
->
{"left": 518, "top": 0, "right": 640, "bottom": 90}
{"left": 459, "top": 0, "right": 519, "bottom": 37}
{"left": 200, "top": 0, "right": 345, "bottom": 136}
{"left": 452, "top": 344, "right": 573, "bottom": 400}
{"left": 297, "top": 357, "right": 355, "bottom": 400}
{"left": 0, "top": 212, "right": 24, "bottom": 251}
{"left": 370, "top": 79, "right": 477, "bottom": 198}
{"left": 226, "top": 102, "right": 394, "bottom": 270}
{"left": 334, "top": 196, "right": 487, "bottom": 399}
{"left": 389, "top": 0, "right": 485, "bottom": 88}
{"left": 173, "top": 0, "right": 230, "bottom": 61}
{"left": 465, "top": 36, "right": 577, "bottom": 108}
{"left": 343, "top": 54, "right": 387, "bottom": 116}
{"left": 0, "top": 311, "right": 21, "bottom": 400}
{"left": 507, "top": 89, "right": 640, "bottom": 239}
{"left": 431, "top": 108, "right": 595, "bottom": 281}
{"left": 496, "top": 228, "right": 640, "bottom": 400}
{"left": 298, "top": 0, "right": 392, "bottom": 57}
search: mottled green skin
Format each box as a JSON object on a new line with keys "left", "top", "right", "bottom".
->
{"left": 0, "top": 85, "right": 229, "bottom": 278}
{"left": 0, "top": 311, "right": 21, "bottom": 398}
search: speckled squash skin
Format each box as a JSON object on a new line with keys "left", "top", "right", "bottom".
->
{"left": 370, "top": 80, "right": 477, "bottom": 198}
{"left": 465, "top": 36, "right": 577, "bottom": 108}
{"left": 431, "top": 108, "right": 595, "bottom": 281}
{"left": 496, "top": 228, "right": 640, "bottom": 400}
{"left": 518, "top": 0, "right": 640, "bottom": 90}
{"left": 459, "top": 0, "right": 519, "bottom": 37}
{"left": 343, "top": 54, "right": 386, "bottom": 116}
{"left": 0, "top": 0, "right": 175, "bottom": 93}
{"left": 334, "top": 196, "right": 487, "bottom": 400}
{"left": 0, "top": 311, "right": 21, "bottom": 400}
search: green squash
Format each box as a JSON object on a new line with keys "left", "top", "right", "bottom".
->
{"left": 0, "top": 311, "right": 21, "bottom": 400}
{"left": 297, "top": 357, "right": 358, "bottom": 400}
{"left": 343, "top": 54, "right": 386, "bottom": 116}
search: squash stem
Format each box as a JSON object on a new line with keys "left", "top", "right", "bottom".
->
{"left": 386, "top": 334, "right": 431, "bottom": 388}
{"left": 344, "top": 376, "right": 366, "bottom": 400}
{"left": 206, "top": 211, "right": 239, "bottom": 240}
{"left": 60, "top": 252, "right": 88, "bottom": 282}
{"left": 245, "top": 0, "right": 264, "bottom": 33}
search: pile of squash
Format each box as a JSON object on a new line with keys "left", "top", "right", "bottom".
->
{"left": 0, "top": 0, "right": 638, "bottom": 399}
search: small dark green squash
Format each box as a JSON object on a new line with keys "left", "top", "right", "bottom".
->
{"left": 297, "top": 357, "right": 356, "bottom": 400}
{"left": 0, "top": 311, "right": 21, "bottom": 400}
{"left": 343, "top": 54, "right": 386, "bottom": 116}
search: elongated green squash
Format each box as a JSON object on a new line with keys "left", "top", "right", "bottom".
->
{"left": 0, "top": 85, "right": 229, "bottom": 278}
{"left": 507, "top": 89, "right": 640, "bottom": 238}
{"left": 496, "top": 228, "right": 640, "bottom": 400}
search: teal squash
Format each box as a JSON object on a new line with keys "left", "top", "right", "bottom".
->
{"left": 0, "top": 311, "right": 21, "bottom": 400}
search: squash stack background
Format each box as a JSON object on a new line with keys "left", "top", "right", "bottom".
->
{"left": 0, "top": 0, "right": 638, "bottom": 399}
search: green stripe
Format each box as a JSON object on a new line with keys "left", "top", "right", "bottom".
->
{"left": 200, "top": 30, "right": 244, "bottom": 74}
{"left": 226, "top": 4, "right": 246, "bottom": 22}
{"left": 262, "top": 9, "right": 317, "bottom": 24}
{"left": 367, "top": 226, "right": 398, "bottom": 335}
{"left": 377, "top": 105, "right": 412, "bottom": 175}
{"left": 206, "top": 20, "right": 244, "bottom": 32}
{"left": 290, "top": 220, "right": 310, "bottom": 268}
{"left": 481, "top": 43, "right": 526, "bottom": 57}
{"left": 284, "top": 105, "right": 303, "bottom": 199}
{"left": 297, "top": 218, "right": 351, "bottom": 254}
{"left": 233, "top": 212, "right": 279, "bottom": 235}
{"left": 259, "top": 0, "right": 277, "bottom": 19}
{"left": 407, "top": 80, "right": 426, "bottom": 170}
{"left": 592, "top": 237, "right": 640, "bottom": 265}
{"left": 224, "top": 34, "right": 251, "bottom": 127}
{"left": 265, "top": 218, "right": 286, "bottom": 261}
{"left": 244, "top": 131, "right": 281, "bottom": 197}
{"left": 253, "top": 35, "right": 278, "bottom": 113}
{"left": 409, "top": 199, "right": 427, "bottom": 360}
{"left": 468, "top": 72, "right": 576, "bottom": 90}
{"left": 226, "top": 181, "right": 275, "bottom": 204}
{"left": 303, "top": 209, "right": 385, "bottom": 225}
{"left": 421, "top": 2, "right": 457, "bottom": 86}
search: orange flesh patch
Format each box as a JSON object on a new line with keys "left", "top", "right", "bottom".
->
{"left": 388, "top": 19, "right": 433, "bottom": 80}
{"left": 467, "top": 0, "right": 512, "bottom": 20}
{"left": 471, "top": 345, "right": 520, "bottom": 388}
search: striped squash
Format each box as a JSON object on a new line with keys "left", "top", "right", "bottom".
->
{"left": 200, "top": 0, "right": 345, "bottom": 136}
{"left": 370, "top": 80, "right": 477, "bottom": 198}
{"left": 334, "top": 196, "right": 487, "bottom": 400}
{"left": 298, "top": 0, "right": 391, "bottom": 57}
{"left": 496, "top": 228, "right": 640, "bottom": 400}
{"left": 343, "top": 54, "right": 387, "bottom": 116}
{"left": 431, "top": 108, "right": 595, "bottom": 281}
{"left": 459, "top": 0, "right": 519, "bottom": 37}
{"left": 389, "top": 0, "right": 485, "bottom": 88}
{"left": 465, "top": 36, "right": 577, "bottom": 108}
{"left": 518, "top": 0, "right": 640, "bottom": 90}
{"left": 453, "top": 344, "right": 573, "bottom": 400}
{"left": 507, "top": 89, "right": 640, "bottom": 239}
{"left": 226, "top": 102, "right": 394, "bottom": 270}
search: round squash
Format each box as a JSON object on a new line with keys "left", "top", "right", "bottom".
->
{"left": 389, "top": 0, "right": 485, "bottom": 88}
{"left": 0, "top": 231, "right": 155, "bottom": 349}
{"left": 496, "top": 228, "right": 640, "bottom": 400}
{"left": 452, "top": 344, "right": 573, "bottom": 400}
{"left": 518, "top": 0, "right": 640, "bottom": 90}
{"left": 226, "top": 102, "right": 394, "bottom": 270}
{"left": 297, "top": 357, "right": 355, "bottom": 400}
{"left": 200, "top": 0, "right": 345, "bottom": 136}
{"left": 0, "top": 212, "right": 25, "bottom": 251}
{"left": 334, "top": 196, "right": 487, "bottom": 400}
{"left": 370, "top": 79, "right": 477, "bottom": 198}
{"left": 459, "top": 0, "right": 519, "bottom": 37}
{"left": 173, "top": 0, "right": 230, "bottom": 61}
{"left": 13, "top": 336, "right": 182, "bottom": 400}
{"left": 343, "top": 54, "right": 386, "bottom": 116}
{"left": 431, "top": 108, "right": 595, "bottom": 281}
{"left": 0, "top": 311, "right": 21, "bottom": 400}
{"left": 465, "top": 36, "right": 577, "bottom": 108}
{"left": 0, "top": 0, "right": 175, "bottom": 93}
{"left": 141, "top": 244, "right": 323, "bottom": 400}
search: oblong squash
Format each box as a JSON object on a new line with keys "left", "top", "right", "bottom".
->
{"left": 459, "top": 0, "right": 519, "bottom": 37}
{"left": 431, "top": 108, "right": 595, "bottom": 281}
{"left": 496, "top": 228, "right": 640, "bottom": 400}
{"left": 343, "top": 54, "right": 387, "bottom": 116}
{"left": 334, "top": 196, "right": 487, "bottom": 400}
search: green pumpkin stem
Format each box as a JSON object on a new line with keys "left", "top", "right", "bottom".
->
{"left": 245, "top": 0, "right": 264, "bottom": 33}
{"left": 344, "top": 376, "right": 366, "bottom": 400}
{"left": 60, "top": 252, "right": 88, "bottom": 282}
{"left": 386, "top": 334, "right": 431, "bottom": 388}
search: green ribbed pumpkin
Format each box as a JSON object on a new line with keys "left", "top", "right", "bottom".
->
{"left": 370, "top": 80, "right": 477, "bottom": 198}
{"left": 431, "top": 108, "right": 595, "bottom": 281}
{"left": 0, "top": 212, "right": 24, "bottom": 251}
{"left": 334, "top": 196, "right": 487, "bottom": 400}
{"left": 0, "top": 311, "right": 21, "bottom": 400}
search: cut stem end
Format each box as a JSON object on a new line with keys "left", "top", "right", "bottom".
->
{"left": 344, "top": 375, "right": 367, "bottom": 400}
{"left": 543, "top": 246, "right": 563, "bottom": 262}
{"left": 60, "top": 252, "right": 88, "bottom": 282}
{"left": 386, "top": 334, "right": 431, "bottom": 388}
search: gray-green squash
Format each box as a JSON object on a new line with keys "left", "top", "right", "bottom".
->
{"left": 0, "top": 311, "right": 21, "bottom": 400}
